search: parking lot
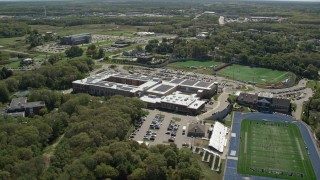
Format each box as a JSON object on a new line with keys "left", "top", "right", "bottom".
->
{"left": 132, "top": 109, "right": 197, "bottom": 148}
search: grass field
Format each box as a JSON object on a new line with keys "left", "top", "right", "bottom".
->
{"left": 4, "top": 61, "right": 20, "bottom": 68}
{"left": 169, "top": 60, "right": 224, "bottom": 68}
{"left": 217, "top": 64, "right": 289, "bottom": 84}
{"left": 238, "top": 119, "right": 316, "bottom": 180}
{"left": 30, "top": 24, "right": 145, "bottom": 36}
{"left": 306, "top": 81, "right": 320, "bottom": 89}
{"left": 167, "top": 60, "right": 225, "bottom": 75}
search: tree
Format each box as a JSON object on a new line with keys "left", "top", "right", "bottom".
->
{"left": 86, "top": 44, "right": 97, "bottom": 56}
{"left": 96, "top": 48, "right": 104, "bottom": 59}
{"left": 144, "top": 154, "right": 167, "bottom": 180}
{"left": 178, "top": 167, "right": 201, "bottom": 180}
{"left": 48, "top": 53, "right": 63, "bottom": 64}
{"left": 94, "top": 163, "right": 119, "bottom": 179}
{"left": 0, "top": 82, "right": 9, "bottom": 103}
{"left": 304, "top": 64, "right": 318, "bottom": 79}
{"left": 136, "top": 45, "right": 143, "bottom": 52}
{"left": 163, "top": 149, "right": 177, "bottom": 168}
{"left": 66, "top": 46, "right": 84, "bottom": 58}
{"left": 128, "top": 168, "right": 146, "bottom": 180}
{"left": 26, "top": 30, "right": 44, "bottom": 48}
{"left": 316, "top": 127, "right": 320, "bottom": 141}
{"left": 5, "top": 77, "right": 19, "bottom": 92}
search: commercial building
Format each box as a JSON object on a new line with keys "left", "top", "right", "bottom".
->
{"left": 237, "top": 92, "right": 291, "bottom": 114}
{"left": 60, "top": 33, "right": 92, "bottom": 45}
{"left": 7, "top": 97, "right": 45, "bottom": 117}
{"left": 73, "top": 72, "right": 218, "bottom": 115}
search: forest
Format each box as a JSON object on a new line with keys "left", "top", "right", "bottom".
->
{"left": 0, "top": 57, "right": 94, "bottom": 104}
{"left": 0, "top": 22, "right": 29, "bottom": 38}
{"left": 0, "top": 94, "right": 203, "bottom": 180}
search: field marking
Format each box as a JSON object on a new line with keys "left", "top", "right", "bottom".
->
{"left": 270, "top": 72, "right": 288, "bottom": 83}
{"left": 244, "top": 132, "right": 248, "bottom": 154}
{"left": 295, "top": 138, "right": 305, "bottom": 160}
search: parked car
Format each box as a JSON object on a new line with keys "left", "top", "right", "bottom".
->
{"left": 169, "top": 137, "right": 175, "bottom": 142}
{"left": 182, "top": 143, "right": 189, "bottom": 148}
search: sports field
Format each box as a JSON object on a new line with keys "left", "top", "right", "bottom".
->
{"left": 169, "top": 60, "right": 224, "bottom": 68}
{"left": 238, "top": 119, "right": 316, "bottom": 179}
{"left": 217, "top": 64, "right": 289, "bottom": 84}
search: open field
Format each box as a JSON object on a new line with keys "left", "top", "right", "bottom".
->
{"left": 306, "top": 81, "right": 320, "bottom": 89}
{"left": 217, "top": 64, "right": 290, "bottom": 84}
{"left": 30, "top": 24, "right": 147, "bottom": 37}
{"left": 169, "top": 60, "right": 225, "bottom": 68}
{"left": 167, "top": 60, "right": 224, "bottom": 75}
{"left": 4, "top": 61, "right": 20, "bottom": 68}
{"left": 238, "top": 119, "right": 316, "bottom": 180}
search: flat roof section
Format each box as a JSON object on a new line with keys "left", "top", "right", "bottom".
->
{"left": 170, "top": 78, "right": 185, "bottom": 84}
{"left": 153, "top": 84, "right": 175, "bottom": 92}
{"left": 181, "top": 80, "right": 197, "bottom": 86}
{"left": 195, "top": 81, "right": 211, "bottom": 88}
{"left": 73, "top": 72, "right": 161, "bottom": 93}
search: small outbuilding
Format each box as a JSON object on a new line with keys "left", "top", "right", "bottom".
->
{"left": 187, "top": 124, "right": 205, "bottom": 138}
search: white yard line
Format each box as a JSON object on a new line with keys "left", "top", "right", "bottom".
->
{"left": 271, "top": 72, "right": 288, "bottom": 82}
{"left": 295, "top": 137, "right": 305, "bottom": 160}
{"left": 244, "top": 132, "right": 248, "bottom": 154}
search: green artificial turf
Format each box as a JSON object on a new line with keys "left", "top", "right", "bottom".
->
{"left": 217, "top": 64, "right": 289, "bottom": 84}
{"left": 238, "top": 119, "right": 316, "bottom": 180}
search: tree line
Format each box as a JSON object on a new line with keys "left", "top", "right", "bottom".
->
{"left": 0, "top": 22, "right": 29, "bottom": 38}
{"left": 303, "top": 87, "right": 320, "bottom": 141}
{"left": 0, "top": 93, "right": 203, "bottom": 180}
{"left": 0, "top": 57, "right": 93, "bottom": 104}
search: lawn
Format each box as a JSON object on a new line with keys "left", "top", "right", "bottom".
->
{"left": 30, "top": 24, "right": 144, "bottom": 36}
{"left": 192, "top": 152, "right": 225, "bottom": 180}
{"left": 238, "top": 119, "right": 316, "bottom": 180}
{"left": 169, "top": 60, "right": 224, "bottom": 68}
{"left": 306, "top": 81, "right": 320, "bottom": 89}
{"left": 4, "top": 61, "right": 20, "bottom": 68}
{"left": 167, "top": 60, "right": 225, "bottom": 75}
{"left": 217, "top": 64, "right": 289, "bottom": 84}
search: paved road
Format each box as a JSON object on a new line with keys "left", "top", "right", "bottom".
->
{"left": 293, "top": 88, "right": 313, "bottom": 120}
{"left": 197, "top": 91, "right": 230, "bottom": 121}
{"left": 224, "top": 112, "right": 320, "bottom": 180}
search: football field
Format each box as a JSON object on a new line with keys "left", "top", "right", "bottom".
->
{"left": 217, "top": 64, "right": 289, "bottom": 84}
{"left": 238, "top": 119, "right": 316, "bottom": 179}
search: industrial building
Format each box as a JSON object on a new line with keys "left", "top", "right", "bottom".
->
{"left": 60, "top": 33, "right": 92, "bottom": 45}
{"left": 73, "top": 72, "right": 218, "bottom": 115}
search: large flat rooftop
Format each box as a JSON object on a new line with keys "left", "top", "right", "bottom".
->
{"left": 141, "top": 91, "right": 206, "bottom": 109}
{"left": 169, "top": 78, "right": 216, "bottom": 90}
{"left": 73, "top": 72, "right": 161, "bottom": 93}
